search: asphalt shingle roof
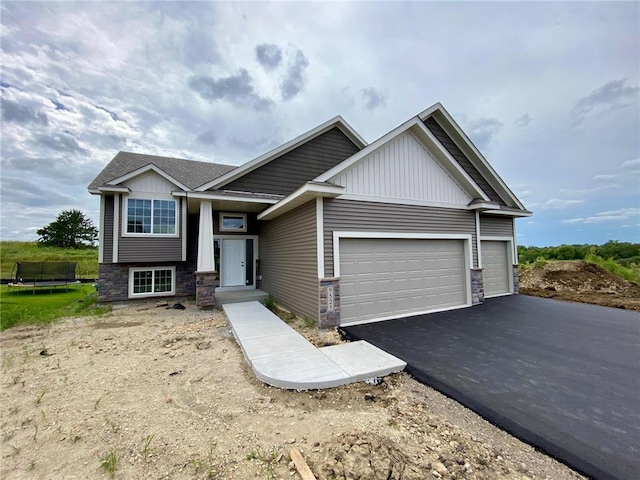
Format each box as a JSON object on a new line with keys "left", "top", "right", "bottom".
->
{"left": 88, "top": 151, "right": 237, "bottom": 191}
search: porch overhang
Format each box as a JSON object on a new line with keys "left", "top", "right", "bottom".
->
{"left": 185, "top": 190, "right": 282, "bottom": 214}
{"left": 257, "top": 182, "right": 345, "bottom": 221}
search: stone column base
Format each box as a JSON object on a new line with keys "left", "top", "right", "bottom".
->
{"left": 319, "top": 277, "right": 340, "bottom": 329}
{"left": 470, "top": 268, "right": 484, "bottom": 305}
{"left": 196, "top": 271, "right": 218, "bottom": 307}
{"left": 513, "top": 265, "right": 520, "bottom": 294}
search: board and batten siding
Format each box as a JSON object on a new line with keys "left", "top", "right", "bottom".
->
{"left": 102, "top": 195, "right": 115, "bottom": 264}
{"left": 423, "top": 117, "right": 505, "bottom": 206}
{"left": 331, "top": 132, "right": 471, "bottom": 205}
{"left": 117, "top": 196, "right": 183, "bottom": 263}
{"left": 259, "top": 200, "right": 318, "bottom": 321}
{"left": 479, "top": 215, "right": 514, "bottom": 237}
{"left": 223, "top": 128, "right": 361, "bottom": 196}
{"left": 323, "top": 199, "right": 478, "bottom": 276}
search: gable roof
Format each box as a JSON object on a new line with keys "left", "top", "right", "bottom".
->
{"left": 195, "top": 115, "right": 367, "bottom": 192}
{"left": 88, "top": 151, "right": 236, "bottom": 192}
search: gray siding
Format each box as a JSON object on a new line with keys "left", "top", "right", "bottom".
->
{"left": 102, "top": 195, "right": 114, "bottom": 264}
{"left": 259, "top": 200, "right": 318, "bottom": 320}
{"left": 223, "top": 128, "right": 361, "bottom": 196}
{"left": 323, "top": 199, "right": 478, "bottom": 275}
{"left": 480, "top": 215, "right": 514, "bottom": 237}
{"left": 423, "top": 117, "right": 505, "bottom": 206}
{"left": 118, "top": 196, "right": 183, "bottom": 262}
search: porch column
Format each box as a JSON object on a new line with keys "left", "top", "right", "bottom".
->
{"left": 196, "top": 200, "right": 217, "bottom": 307}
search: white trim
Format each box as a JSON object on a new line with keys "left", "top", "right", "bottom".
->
{"left": 332, "top": 231, "right": 473, "bottom": 280}
{"left": 107, "top": 164, "right": 190, "bottom": 192}
{"left": 475, "top": 210, "right": 482, "bottom": 269}
{"left": 112, "top": 193, "right": 120, "bottom": 263}
{"left": 337, "top": 193, "right": 470, "bottom": 210}
{"left": 122, "top": 196, "right": 179, "bottom": 238}
{"left": 316, "top": 197, "right": 325, "bottom": 279}
{"left": 341, "top": 303, "right": 472, "bottom": 327}
{"left": 97, "top": 186, "right": 130, "bottom": 193}
{"left": 186, "top": 191, "right": 281, "bottom": 204}
{"left": 479, "top": 236, "right": 515, "bottom": 297}
{"left": 181, "top": 198, "right": 187, "bottom": 261}
{"left": 196, "top": 116, "right": 367, "bottom": 191}
{"left": 467, "top": 202, "right": 502, "bottom": 210}
{"left": 513, "top": 218, "right": 518, "bottom": 264}
{"left": 197, "top": 201, "right": 216, "bottom": 272}
{"left": 98, "top": 195, "right": 105, "bottom": 263}
{"left": 128, "top": 266, "right": 176, "bottom": 298}
{"left": 257, "top": 182, "right": 345, "bottom": 221}
{"left": 219, "top": 212, "right": 248, "bottom": 232}
{"left": 483, "top": 209, "right": 532, "bottom": 217}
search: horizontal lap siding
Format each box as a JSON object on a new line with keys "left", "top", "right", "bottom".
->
{"left": 102, "top": 195, "right": 114, "bottom": 264}
{"left": 423, "top": 117, "right": 505, "bottom": 206}
{"left": 223, "top": 128, "right": 361, "bottom": 196}
{"left": 480, "top": 215, "right": 514, "bottom": 237}
{"left": 259, "top": 201, "right": 318, "bottom": 320}
{"left": 323, "top": 199, "right": 477, "bottom": 276}
{"left": 118, "top": 196, "right": 183, "bottom": 262}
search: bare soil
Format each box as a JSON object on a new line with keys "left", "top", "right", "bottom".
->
{"left": 519, "top": 260, "right": 640, "bottom": 311}
{"left": 0, "top": 301, "right": 586, "bottom": 480}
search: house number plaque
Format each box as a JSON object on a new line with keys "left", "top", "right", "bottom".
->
{"left": 327, "top": 285, "right": 334, "bottom": 312}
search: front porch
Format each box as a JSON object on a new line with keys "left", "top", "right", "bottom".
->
{"left": 215, "top": 289, "right": 268, "bottom": 307}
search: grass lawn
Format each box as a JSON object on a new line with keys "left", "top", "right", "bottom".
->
{"left": 0, "top": 284, "right": 109, "bottom": 331}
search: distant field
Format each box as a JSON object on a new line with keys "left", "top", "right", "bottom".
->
{"left": 1, "top": 241, "right": 98, "bottom": 280}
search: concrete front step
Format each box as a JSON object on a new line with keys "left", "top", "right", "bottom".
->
{"left": 215, "top": 289, "right": 268, "bottom": 307}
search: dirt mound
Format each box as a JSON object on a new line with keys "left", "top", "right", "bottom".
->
{"left": 520, "top": 261, "right": 640, "bottom": 311}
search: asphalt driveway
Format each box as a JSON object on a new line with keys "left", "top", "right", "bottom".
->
{"left": 341, "top": 295, "right": 640, "bottom": 480}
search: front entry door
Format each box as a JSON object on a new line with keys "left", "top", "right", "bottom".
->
{"left": 221, "top": 239, "right": 245, "bottom": 287}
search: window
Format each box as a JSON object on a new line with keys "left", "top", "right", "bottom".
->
{"left": 127, "top": 198, "right": 177, "bottom": 235}
{"left": 129, "top": 267, "right": 175, "bottom": 297}
{"left": 220, "top": 213, "right": 247, "bottom": 232}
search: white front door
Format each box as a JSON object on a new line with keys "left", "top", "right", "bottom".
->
{"left": 221, "top": 239, "right": 245, "bottom": 287}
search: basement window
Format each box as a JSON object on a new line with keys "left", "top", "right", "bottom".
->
{"left": 129, "top": 267, "right": 175, "bottom": 298}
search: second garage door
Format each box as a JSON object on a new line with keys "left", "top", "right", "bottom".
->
{"left": 339, "top": 238, "right": 467, "bottom": 325}
{"left": 481, "top": 240, "right": 511, "bottom": 297}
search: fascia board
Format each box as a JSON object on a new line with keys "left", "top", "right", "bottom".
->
{"left": 411, "top": 121, "right": 490, "bottom": 202}
{"left": 97, "top": 186, "right": 131, "bottom": 193}
{"left": 483, "top": 209, "right": 533, "bottom": 217}
{"left": 314, "top": 117, "right": 419, "bottom": 183}
{"left": 107, "top": 164, "right": 190, "bottom": 192}
{"left": 196, "top": 116, "right": 367, "bottom": 192}
{"left": 257, "top": 183, "right": 345, "bottom": 221}
{"left": 434, "top": 106, "right": 527, "bottom": 210}
{"left": 186, "top": 192, "right": 280, "bottom": 204}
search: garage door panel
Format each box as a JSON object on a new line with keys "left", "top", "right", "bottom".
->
{"left": 340, "top": 238, "right": 467, "bottom": 324}
{"left": 481, "top": 241, "right": 510, "bottom": 297}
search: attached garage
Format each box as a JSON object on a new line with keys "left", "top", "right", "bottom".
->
{"left": 481, "top": 240, "right": 512, "bottom": 297}
{"left": 338, "top": 237, "right": 470, "bottom": 325}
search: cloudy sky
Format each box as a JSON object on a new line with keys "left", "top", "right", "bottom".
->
{"left": 1, "top": 1, "right": 638, "bottom": 247}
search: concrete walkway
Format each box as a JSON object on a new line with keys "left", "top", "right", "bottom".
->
{"left": 223, "top": 301, "right": 406, "bottom": 390}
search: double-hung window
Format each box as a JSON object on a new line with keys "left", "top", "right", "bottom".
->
{"left": 127, "top": 198, "right": 177, "bottom": 235}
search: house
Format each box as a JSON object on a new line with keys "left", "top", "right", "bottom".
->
{"left": 88, "top": 103, "right": 531, "bottom": 328}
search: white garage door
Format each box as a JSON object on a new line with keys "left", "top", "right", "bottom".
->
{"left": 339, "top": 238, "right": 467, "bottom": 325}
{"left": 481, "top": 240, "right": 511, "bottom": 297}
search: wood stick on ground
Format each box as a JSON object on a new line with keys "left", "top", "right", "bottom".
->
{"left": 290, "top": 447, "right": 317, "bottom": 480}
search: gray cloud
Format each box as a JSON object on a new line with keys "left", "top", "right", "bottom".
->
{"left": 514, "top": 113, "right": 532, "bottom": 127}
{"left": 188, "top": 69, "right": 273, "bottom": 111}
{"left": 280, "top": 50, "right": 309, "bottom": 100}
{"left": 228, "top": 131, "right": 280, "bottom": 152}
{"left": 183, "top": 30, "right": 220, "bottom": 65}
{"left": 255, "top": 44, "right": 283, "bottom": 71}
{"left": 361, "top": 87, "right": 387, "bottom": 110}
{"left": 1, "top": 97, "right": 49, "bottom": 125}
{"left": 571, "top": 79, "right": 639, "bottom": 124}
{"left": 0, "top": 176, "right": 77, "bottom": 207}
{"left": 2, "top": 156, "right": 98, "bottom": 183}
{"left": 196, "top": 129, "right": 217, "bottom": 146}
{"left": 35, "top": 133, "right": 89, "bottom": 155}
{"left": 465, "top": 117, "right": 503, "bottom": 150}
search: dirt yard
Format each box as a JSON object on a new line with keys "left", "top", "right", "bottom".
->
{"left": 0, "top": 300, "right": 586, "bottom": 480}
{"left": 519, "top": 260, "right": 640, "bottom": 311}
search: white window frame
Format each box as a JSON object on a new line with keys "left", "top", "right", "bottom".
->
{"left": 123, "top": 195, "right": 179, "bottom": 238}
{"left": 219, "top": 212, "right": 247, "bottom": 232}
{"left": 128, "top": 266, "right": 176, "bottom": 298}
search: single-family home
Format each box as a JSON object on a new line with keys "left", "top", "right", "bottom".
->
{"left": 88, "top": 102, "right": 531, "bottom": 328}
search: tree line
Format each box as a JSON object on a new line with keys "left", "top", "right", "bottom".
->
{"left": 518, "top": 241, "right": 640, "bottom": 266}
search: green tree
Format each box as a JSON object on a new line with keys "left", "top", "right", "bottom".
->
{"left": 37, "top": 209, "right": 98, "bottom": 248}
